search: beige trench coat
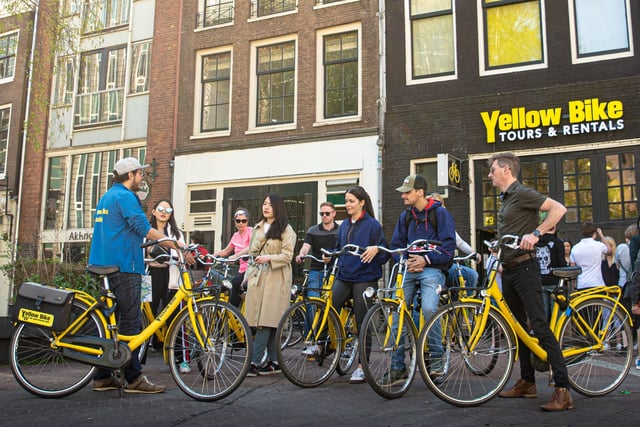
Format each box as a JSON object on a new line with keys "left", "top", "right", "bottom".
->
{"left": 243, "top": 221, "right": 296, "bottom": 328}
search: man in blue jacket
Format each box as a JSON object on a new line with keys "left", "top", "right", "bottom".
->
{"left": 383, "top": 174, "right": 456, "bottom": 386}
{"left": 90, "top": 157, "right": 191, "bottom": 394}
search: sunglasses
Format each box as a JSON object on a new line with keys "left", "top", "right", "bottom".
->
{"left": 156, "top": 206, "right": 173, "bottom": 214}
{"left": 319, "top": 212, "right": 333, "bottom": 216}
{"left": 235, "top": 219, "right": 248, "bottom": 224}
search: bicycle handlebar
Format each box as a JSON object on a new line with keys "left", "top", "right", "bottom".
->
{"left": 377, "top": 239, "right": 442, "bottom": 255}
{"left": 197, "top": 254, "right": 255, "bottom": 267}
{"left": 483, "top": 234, "right": 520, "bottom": 250}
{"left": 320, "top": 244, "right": 363, "bottom": 257}
{"left": 453, "top": 252, "right": 478, "bottom": 262}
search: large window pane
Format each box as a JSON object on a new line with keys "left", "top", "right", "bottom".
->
{"left": 574, "top": 0, "right": 630, "bottom": 57}
{"left": 483, "top": 0, "right": 543, "bottom": 69}
{"left": 256, "top": 41, "right": 295, "bottom": 127}
{"left": 0, "top": 31, "right": 18, "bottom": 80}
{"left": 0, "top": 107, "right": 10, "bottom": 176}
{"left": 324, "top": 31, "right": 358, "bottom": 118}
{"left": 409, "top": 0, "right": 454, "bottom": 79}
{"left": 201, "top": 52, "right": 231, "bottom": 132}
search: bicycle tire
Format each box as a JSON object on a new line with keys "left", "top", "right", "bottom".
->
{"left": 558, "top": 298, "right": 633, "bottom": 396}
{"left": 10, "top": 298, "right": 106, "bottom": 398}
{"left": 359, "top": 301, "right": 417, "bottom": 399}
{"left": 167, "top": 300, "right": 252, "bottom": 401}
{"left": 276, "top": 299, "right": 343, "bottom": 388}
{"left": 417, "top": 302, "right": 515, "bottom": 407}
{"left": 336, "top": 306, "right": 359, "bottom": 375}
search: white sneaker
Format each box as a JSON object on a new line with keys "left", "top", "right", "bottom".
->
{"left": 603, "top": 343, "right": 611, "bottom": 351}
{"left": 179, "top": 361, "right": 191, "bottom": 374}
{"left": 616, "top": 343, "right": 623, "bottom": 351}
{"left": 635, "top": 358, "right": 640, "bottom": 370}
{"left": 302, "top": 344, "right": 319, "bottom": 356}
{"left": 349, "top": 367, "right": 366, "bottom": 384}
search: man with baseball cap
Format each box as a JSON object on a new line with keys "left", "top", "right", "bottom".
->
{"left": 89, "top": 156, "right": 191, "bottom": 394}
{"left": 381, "top": 174, "right": 456, "bottom": 386}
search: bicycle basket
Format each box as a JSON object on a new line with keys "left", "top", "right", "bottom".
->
{"left": 12, "top": 282, "right": 75, "bottom": 331}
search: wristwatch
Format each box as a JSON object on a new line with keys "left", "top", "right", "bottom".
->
{"left": 532, "top": 229, "right": 541, "bottom": 238}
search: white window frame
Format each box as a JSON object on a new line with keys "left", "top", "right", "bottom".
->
{"left": 477, "top": 0, "right": 548, "bottom": 77}
{"left": 246, "top": 34, "right": 298, "bottom": 134}
{"left": 0, "top": 30, "right": 18, "bottom": 84}
{"left": 0, "top": 104, "right": 11, "bottom": 179}
{"left": 568, "top": 0, "right": 633, "bottom": 64}
{"left": 193, "top": 45, "right": 233, "bottom": 138}
{"left": 404, "top": 0, "right": 458, "bottom": 85}
{"left": 314, "top": 22, "right": 362, "bottom": 126}
{"left": 130, "top": 40, "right": 152, "bottom": 94}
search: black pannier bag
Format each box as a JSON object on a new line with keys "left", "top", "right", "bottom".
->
{"left": 12, "top": 282, "right": 75, "bottom": 331}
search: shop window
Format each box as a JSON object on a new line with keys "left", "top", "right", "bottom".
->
{"left": 407, "top": 0, "right": 455, "bottom": 82}
{"left": 480, "top": 0, "right": 544, "bottom": 73}
{"left": 45, "top": 157, "right": 68, "bottom": 231}
{"left": 521, "top": 161, "right": 550, "bottom": 196}
{"left": 569, "top": 0, "right": 632, "bottom": 63}
{"left": 326, "top": 178, "right": 357, "bottom": 221}
{"left": 562, "top": 157, "right": 592, "bottom": 223}
{"left": 479, "top": 164, "right": 501, "bottom": 230}
{"left": 605, "top": 153, "right": 637, "bottom": 220}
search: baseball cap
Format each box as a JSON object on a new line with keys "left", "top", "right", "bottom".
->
{"left": 395, "top": 174, "right": 428, "bottom": 192}
{"left": 114, "top": 157, "right": 149, "bottom": 175}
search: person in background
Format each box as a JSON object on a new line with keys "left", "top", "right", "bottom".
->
{"left": 488, "top": 152, "right": 572, "bottom": 412}
{"left": 563, "top": 240, "right": 573, "bottom": 267}
{"left": 295, "top": 201, "right": 339, "bottom": 355}
{"left": 430, "top": 192, "right": 481, "bottom": 290}
{"left": 331, "top": 186, "right": 389, "bottom": 384}
{"left": 189, "top": 231, "right": 210, "bottom": 283}
{"left": 623, "top": 221, "right": 640, "bottom": 370}
{"left": 244, "top": 194, "right": 296, "bottom": 376}
{"left": 147, "top": 200, "right": 185, "bottom": 322}
{"left": 535, "top": 224, "right": 566, "bottom": 321}
{"left": 601, "top": 236, "right": 619, "bottom": 287}
{"left": 90, "top": 157, "right": 193, "bottom": 394}
{"left": 214, "top": 208, "right": 253, "bottom": 308}
{"left": 570, "top": 222, "right": 610, "bottom": 290}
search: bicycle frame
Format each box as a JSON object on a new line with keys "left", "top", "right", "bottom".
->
{"left": 461, "top": 235, "right": 631, "bottom": 363}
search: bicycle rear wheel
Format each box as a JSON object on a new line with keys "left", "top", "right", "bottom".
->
{"left": 167, "top": 300, "right": 252, "bottom": 401}
{"left": 276, "top": 300, "right": 343, "bottom": 388}
{"left": 417, "top": 302, "right": 515, "bottom": 407}
{"left": 359, "top": 301, "right": 417, "bottom": 399}
{"left": 559, "top": 299, "right": 633, "bottom": 396}
{"left": 10, "top": 298, "right": 105, "bottom": 398}
{"left": 336, "top": 305, "right": 359, "bottom": 375}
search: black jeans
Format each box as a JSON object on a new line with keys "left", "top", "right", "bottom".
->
{"left": 230, "top": 272, "right": 246, "bottom": 308}
{"left": 94, "top": 272, "right": 143, "bottom": 384}
{"left": 501, "top": 258, "right": 570, "bottom": 389}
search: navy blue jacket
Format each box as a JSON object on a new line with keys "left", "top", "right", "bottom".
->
{"left": 390, "top": 199, "right": 456, "bottom": 272}
{"left": 335, "top": 212, "right": 390, "bottom": 282}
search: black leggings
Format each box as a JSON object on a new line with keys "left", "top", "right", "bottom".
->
{"left": 230, "top": 272, "right": 246, "bottom": 308}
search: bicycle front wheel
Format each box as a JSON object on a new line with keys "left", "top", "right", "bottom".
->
{"left": 558, "top": 299, "right": 633, "bottom": 396}
{"left": 276, "top": 300, "right": 343, "bottom": 388}
{"left": 167, "top": 300, "right": 252, "bottom": 401}
{"left": 10, "top": 298, "right": 106, "bottom": 398}
{"left": 417, "top": 302, "right": 515, "bottom": 407}
{"left": 359, "top": 301, "right": 417, "bottom": 399}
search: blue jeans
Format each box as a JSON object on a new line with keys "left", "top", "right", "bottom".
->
{"left": 252, "top": 327, "right": 277, "bottom": 365}
{"left": 94, "top": 272, "right": 143, "bottom": 383}
{"left": 392, "top": 268, "right": 445, "bottom": 371}
{"left": 446, "top": 265, "right": 479, "bottom": 289}
{"left": 304, "top": 269, "right": 325, "bottom": 332}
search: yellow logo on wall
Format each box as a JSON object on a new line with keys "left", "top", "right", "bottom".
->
{"left": 480, "top": 98, "right": 624, "bottom": 143}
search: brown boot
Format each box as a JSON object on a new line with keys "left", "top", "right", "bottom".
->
{"left": 541, "top": 387, "right": 574, "bottom": 411}
{"left": 498, "top": 379, "right": 537, "bottom": 398}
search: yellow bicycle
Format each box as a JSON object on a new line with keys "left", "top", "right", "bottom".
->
{"left": 9, "top": 237, "right": 253, "bottom": 401}
{"left": 417, "top": 234, "right": 634, "bottom": 406}
{"left": 275, "top": 245, "right": 359, "bottom": 387}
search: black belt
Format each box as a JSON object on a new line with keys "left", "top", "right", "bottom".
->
{"left": 503, "top": 252, "right": 536, "bottom": 269}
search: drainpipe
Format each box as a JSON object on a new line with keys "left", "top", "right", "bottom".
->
{"left": 377, "top": 0, "right": 386, "bottom": 223}
{"left": 14, "top": 0, "right": 41, "bottom": 277}
{"left": 170, "top": 0, "right": 184, "bottom": 202}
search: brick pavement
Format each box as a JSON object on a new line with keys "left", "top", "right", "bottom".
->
{"left": 1, "top": 350, "right": 640, "bottom": 426}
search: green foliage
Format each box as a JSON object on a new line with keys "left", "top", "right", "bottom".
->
{"left": 1, "top": 257, "right": 99, "bottom": 301}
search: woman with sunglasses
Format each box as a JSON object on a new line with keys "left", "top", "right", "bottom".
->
{"left": 146, "top": 200, "right": 185, "bottom": 339}
{"left": 213, "top": 207, "right": 253, "bottom": 307}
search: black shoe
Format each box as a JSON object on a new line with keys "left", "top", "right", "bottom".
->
{"left": 247, "top": 363, "right": 258, "bottom": 377}
{"left": 257, "top": 361, "right": 281, "bottom": 375}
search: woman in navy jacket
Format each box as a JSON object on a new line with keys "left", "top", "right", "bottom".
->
{"left": 331, "top": 185, "right": 389, "bottom": 384}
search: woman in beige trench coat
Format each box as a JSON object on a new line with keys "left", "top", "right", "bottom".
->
{"left": 244, "top": 193, "right": 297, "bottom": 376}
